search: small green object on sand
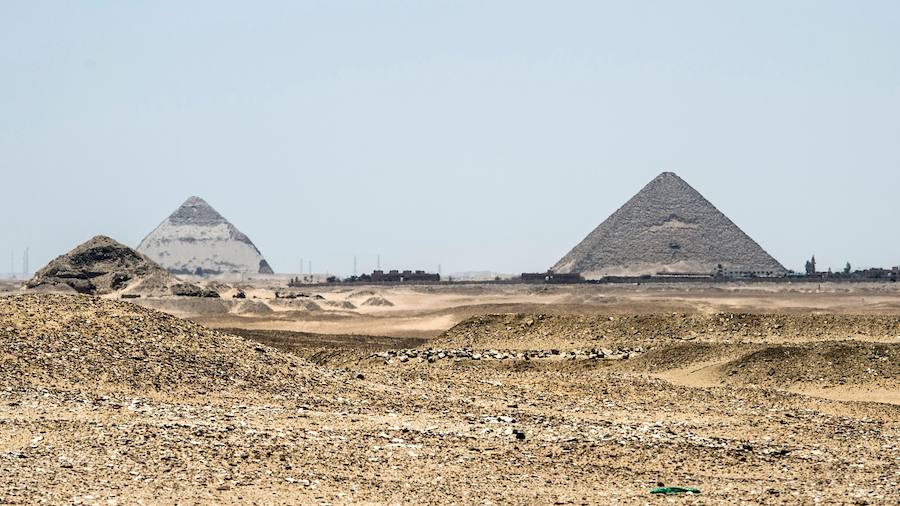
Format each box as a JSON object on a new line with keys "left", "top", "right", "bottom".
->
{"left": 650, "top": 486, "right": 700, "bottom": 495}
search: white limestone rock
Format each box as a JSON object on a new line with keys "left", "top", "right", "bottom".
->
{"left": 137, "top": 196, "right": 274, "bottom": 276}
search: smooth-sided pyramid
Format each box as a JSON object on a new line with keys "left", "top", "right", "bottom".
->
{"left": 552, "top": 172, "right": 787, "bottom": 279}
{"left": 137, "top": 196, "right": 274, "bottom": 276}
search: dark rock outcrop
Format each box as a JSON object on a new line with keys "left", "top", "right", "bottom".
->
{"left": 26, "top": 236, "right": 176, "bottom": 295}
{"left": 170, "top": 283, "right": 220, "bottom": 298}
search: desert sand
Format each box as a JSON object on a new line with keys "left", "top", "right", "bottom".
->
{"left": 1, "top": 282, "right": 898, "bottom": 504}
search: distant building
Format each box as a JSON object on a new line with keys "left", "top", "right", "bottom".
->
{"left": 720, "top": 268, "right": 784, "bottom": 278}
{"left": 521, "top": 271, "right": 584, "bottom": 283}
{"left": 861, "top": 267, "right": 899, "bottom": 281}
{"left": 370, "top": 270, "right": 440, "bottom": 282}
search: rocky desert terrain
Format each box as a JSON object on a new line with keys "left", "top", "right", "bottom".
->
{"left": 1, "top": 282, "right": 899, "bottom": 504}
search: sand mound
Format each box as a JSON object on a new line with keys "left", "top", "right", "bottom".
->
{"left": 234, "top": 299, "right": 274, "bottom": 314}
{"left": 361, "top": 296, "right": 394, "bottom": 307}
{"left": 436, "top": 313, "right": 900, "bottom": 350}
{"left": 205, "top": 280, "right": 232, "bottom": 293}
{"left": 436, "top": 313, "right": 900, "bottom": 397}
{"left": 324, "top": 300, "right": 357, "bottom": 310}
{"left": 27, "top": 281, "right": 78, "bottom": 294}
{"left": 718, "top": 341, "right": 900, "bottom": 388}
{"left": 269, "top": 298, "right": 322, "bottom": 311}
{"left": 348, "top": 289, "right": 378, "bottom": 299}
{"left": 26, "top": 236, "right": 178, "bottom": 296}
{"left": 0, "top": 294, "right": 321, "bottom": 396}
{"left": 127, "top": 271, "right": 181, "bottom": 297}
{"left": 135, "top": 297, "right": 232, "bottom": 315}
{"left": 624, "top": 342, "right": 744, "bottom": 371}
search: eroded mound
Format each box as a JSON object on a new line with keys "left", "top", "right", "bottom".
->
{"left": 718, "top": 341, "right": 900, "bottom": 388}
{"left": 26, "top": 236, "right": 176, "bottom": 295}
{"left": 347, "top": 289, "right": 377, "bottom": 299}
{"left": 437, "top": 313, "right": 900, "bottom": 349}
{"left": 361, "top": 296, "right": 394, "bottom": 307}
{"left": 0, "top": 294, "right": 321, "bottom": 396}
{"left": 234, "top": 299, "right": 274, "bottom": 314}
{"left": 324, "top": 300, "right": 357, "bottom": 310}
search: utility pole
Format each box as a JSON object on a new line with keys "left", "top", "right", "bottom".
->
{"left": 377, "top": 254, "right": 381, "bottom": 270}
{"left": 353, "top": 256, "right": 357, "bottom": 277}
{"left": 22, "top": 248, "right": 28, "bottom": 277}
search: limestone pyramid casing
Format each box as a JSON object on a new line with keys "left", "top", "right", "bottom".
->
{"left": 552, "top": 172, "right": 787, "bottom": 279}
{"left": 137, "top": 196, "right": 274, "bottom": 276}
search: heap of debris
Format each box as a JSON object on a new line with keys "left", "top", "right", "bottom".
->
{"left": 25, "top": 236, "right": 177, "bottom": 296}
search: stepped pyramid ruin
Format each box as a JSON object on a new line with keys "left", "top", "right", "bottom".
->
{"left": 137, "top": 196, "right": 274, "bottom": 276}
{"left": 552, "top": 172, "right": 787, "bottom": 279}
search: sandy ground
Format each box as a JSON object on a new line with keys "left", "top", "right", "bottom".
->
{"left": 2, "top": 283, "right": 899, "bottom": 504}
{"left": 174, "top": 282, "right": 900, "bottom": 337}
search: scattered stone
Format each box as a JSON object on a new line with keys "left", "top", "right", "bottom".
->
{"left": 375, "top": 346, "right": 646, "bottom": 364}
{"left": 170, "top": 283, "right": 220, "bottom": 298}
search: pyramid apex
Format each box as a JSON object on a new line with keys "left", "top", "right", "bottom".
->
{"left": 182, "top": 195, "right": 210, "bottom": 206}
{"left": 167, "top": 196, "right": 225, "bottom": 226}
{"left": 85, "top": 234, "right": 117, "bottom": 244}
{"left": 79, "top": 235, "right": 132, "bottom": 250}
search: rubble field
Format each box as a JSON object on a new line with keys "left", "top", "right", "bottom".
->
{"left": 1, "top": 294, "right": 898, "bottom": 504}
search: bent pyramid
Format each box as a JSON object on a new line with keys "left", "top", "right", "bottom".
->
{"left": 552, "top": 172, "right": 787, "bottom": 279}
{"left": 137, "top": 196, "right": 274, "bottom": 276}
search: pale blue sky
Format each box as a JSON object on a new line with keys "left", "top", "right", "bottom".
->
{"left": 2, "top": 1, "right": 898, "bottom": 275}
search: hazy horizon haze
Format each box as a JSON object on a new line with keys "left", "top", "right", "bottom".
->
{"left": 2, "top": 1, "right": 898, "bottom": 276}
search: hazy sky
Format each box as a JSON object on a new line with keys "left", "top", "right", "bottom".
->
{"left": 2, "top": 1, "right": 899, "bottom": 276}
